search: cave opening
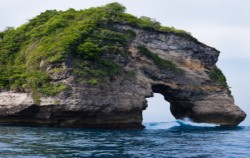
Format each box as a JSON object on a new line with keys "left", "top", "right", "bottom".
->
{"left": 143, "top": 93, "right": 175, "bottom": 123}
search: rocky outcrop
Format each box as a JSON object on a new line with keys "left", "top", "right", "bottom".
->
{"left": 0, "top": 24, "right": 246, "bottom": 129}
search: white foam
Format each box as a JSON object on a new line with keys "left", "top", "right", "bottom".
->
{"left": 143, "top": 121, "right": 179, "bottom": 129}
{"left": 144, "top": 118, "right": 219, "bottom": 130}
{"left": 177, "top": 118, "right": 219, "bottom": 127}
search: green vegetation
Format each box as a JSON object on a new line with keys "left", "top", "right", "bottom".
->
{"left": 0, "top": 2, "right": 193, "bottom": 100}
{"left": 210, "top": 67, "right": 232, "bottom": 96}
{"left": 138, "top": 46, "right": 180, "bottom": 72}
{"left": 0, "top": 31, "right": 4, "bottom": 40}
{"left": 77, "top": 42, "right": 101, "bottom": 60}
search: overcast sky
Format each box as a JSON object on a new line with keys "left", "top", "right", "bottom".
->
{"left": 0, "top": 0, "right": 249, "bottom": 125}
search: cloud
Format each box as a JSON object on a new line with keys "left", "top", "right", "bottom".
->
{"left": 189, "top": 24, "right": 250, "bottom": 59}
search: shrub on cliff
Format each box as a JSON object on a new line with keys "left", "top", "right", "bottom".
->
{"left": 210, "top": 67, "right": 232, "bottom": 96}
{"left": 137, "top": 46, "right": 180, "bottom": 72}
{"left": 77, "top": 42, "right": 101, "bottom": 60}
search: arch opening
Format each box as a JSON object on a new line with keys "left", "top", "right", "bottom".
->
{"left": 143, "top": 93, "right": 175, "bottom": 123}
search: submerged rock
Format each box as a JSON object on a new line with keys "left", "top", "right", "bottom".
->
{"left": 0, "top": 3, "right": 246, "bottom": 129}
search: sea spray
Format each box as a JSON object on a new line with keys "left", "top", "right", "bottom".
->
{"left": 143, "top": 118, "right": 219, "bottom": 130}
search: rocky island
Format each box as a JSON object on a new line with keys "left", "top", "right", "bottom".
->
{"left": 0, "top": 3, "right": 246, "bottom": 129}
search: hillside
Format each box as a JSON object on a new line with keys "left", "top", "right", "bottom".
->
{"left": 0, "top": 3, "right": 194, "bottom": 100}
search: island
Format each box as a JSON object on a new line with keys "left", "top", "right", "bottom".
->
{"left": 0, "top": 3, "right": 246, "bottom": 129}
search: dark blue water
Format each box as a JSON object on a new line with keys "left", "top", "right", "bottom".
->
{"left": 0, "top": 120, "right": 249, "bottom": 158}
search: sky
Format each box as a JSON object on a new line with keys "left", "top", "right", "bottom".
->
{"left": 0, "top": 0, "right": 249, "bottom": 125}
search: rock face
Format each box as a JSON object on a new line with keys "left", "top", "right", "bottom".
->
{"left": 0, "top": 24, "right": 246, "bottom": 129}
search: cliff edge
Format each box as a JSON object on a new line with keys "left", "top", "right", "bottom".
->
{"left": 0, "top": 3, "right": 246, "bottom": 129}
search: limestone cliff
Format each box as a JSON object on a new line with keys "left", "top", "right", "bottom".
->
{"left": 0, "top": 3, "right": 246, "bottom": 129}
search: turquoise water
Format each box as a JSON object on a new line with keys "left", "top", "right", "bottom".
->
{"left": 0, "top": 121, "right": 249, "bottom": 158}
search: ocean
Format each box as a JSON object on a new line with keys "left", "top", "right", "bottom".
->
{"left": 0, "top": 120, "right": 249, "bottom": 158}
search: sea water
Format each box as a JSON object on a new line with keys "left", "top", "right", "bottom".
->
{"left": 0, "top": 120, "right": 249, "bottom": 158}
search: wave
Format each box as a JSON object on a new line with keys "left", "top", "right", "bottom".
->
{"left": 143, "top": 118, "right": 221, "bottom": 130}
{"left": 143, "top": 121, "right": 179, "bottom": 130}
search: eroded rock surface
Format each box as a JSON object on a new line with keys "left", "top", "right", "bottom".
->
{"left": 0, "top": 24, "right": 246, "bottom": 129}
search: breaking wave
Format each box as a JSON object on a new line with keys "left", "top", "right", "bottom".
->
{"left": 143, "top": 118, "right": 220, "bottom": 130}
